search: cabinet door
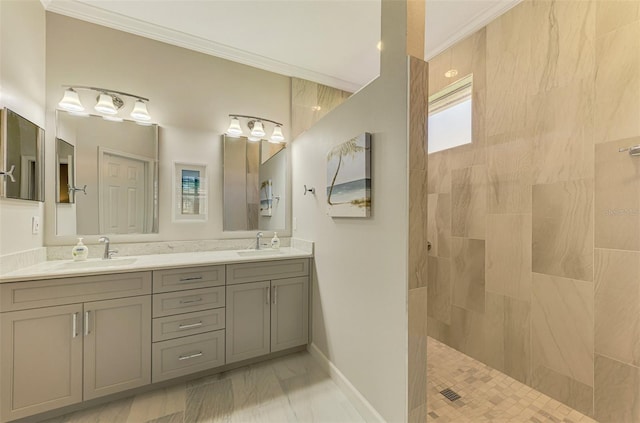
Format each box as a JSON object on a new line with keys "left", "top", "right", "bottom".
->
{"left": 83, "top": 296, "right": 151, "bottom": 400}
{"left": 0, "top": 304, "right": 83, "bottom": 422}
{"left": 226, "top": 281, "right": 270, "bottom": 363}
{"left": 271, "top": 277, "right": 309, "bottom": 352}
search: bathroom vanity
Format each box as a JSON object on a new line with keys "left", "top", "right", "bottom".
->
{"left": 0, "top": 249, "right": 311, "bottom": 423}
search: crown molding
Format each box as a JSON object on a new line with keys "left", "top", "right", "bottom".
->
{"left": 45, "top": 0, "right": 362, "bottom": 93}
{"left": 425, "top": 0, "right": 523, "bottom": 60}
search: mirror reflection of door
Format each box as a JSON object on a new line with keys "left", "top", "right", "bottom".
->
{"left": 100, "top": 150, "right": 149, "bottom": 234}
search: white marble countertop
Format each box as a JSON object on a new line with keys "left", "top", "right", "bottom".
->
{"left": 0, "top": 247, "right": 312, "bottom": 283}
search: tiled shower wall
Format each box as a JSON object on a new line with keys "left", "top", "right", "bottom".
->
{"left": 426, "top": 1, "right": 640, "bottom": 421}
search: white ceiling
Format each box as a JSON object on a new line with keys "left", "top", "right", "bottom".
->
{"left": 44, "top": 0, "right": 520, "bottom": 92}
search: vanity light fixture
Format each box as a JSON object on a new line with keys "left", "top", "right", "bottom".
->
{"left": 57, "top": 85, "right": 152, "bottom": 123}
{"left": 225, "top": 114, "right": 286, "bottom": 143}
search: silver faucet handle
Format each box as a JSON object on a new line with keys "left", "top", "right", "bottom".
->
{"left": 107, "top": 249, "right": 118, "bottom": 259}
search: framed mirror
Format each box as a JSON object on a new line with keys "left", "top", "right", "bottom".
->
{"left": 0, "top": 108, "right": 45, "bottom": 202}
{"left": 223, "top": 135, "right": 287, "bottom": 232}
{"left": 56, "top": 138, "right": 75, "bottom": 203}
{"left": 55, "top": 111, "right": 159, "bottom": 235}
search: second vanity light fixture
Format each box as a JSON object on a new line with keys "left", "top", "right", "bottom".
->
{"left": 226, "top": 114, "right": 285, "bottom": 143}
{"left": 57, "top": 85, "right": 152, "bottom": 123}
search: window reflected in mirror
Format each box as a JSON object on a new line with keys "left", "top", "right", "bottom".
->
{"left": 173, "top": 162, "right": 207, "bottom": 222}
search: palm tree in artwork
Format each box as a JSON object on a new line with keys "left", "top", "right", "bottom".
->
{"left": 326, "top": 137, "right": 364, "bottom": 205}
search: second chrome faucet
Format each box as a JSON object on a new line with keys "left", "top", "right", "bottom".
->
{"left": 98, "top": 236, "right": 119, "bottom": 259}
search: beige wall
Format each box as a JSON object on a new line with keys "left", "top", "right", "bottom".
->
{"left": 45, "top": 13, "right": 291, "bottom": 246}
{"left": 0, "top": 0, "right": 46, "bottom": 256}
{"left": 291, "top": 0, "right": 412, "bottom": 420}
{"left": 426, "top": 1, "right": 640, "bottom": 421}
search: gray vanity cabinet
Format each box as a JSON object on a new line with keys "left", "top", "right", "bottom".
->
{"left": 225, "top": 281, "right": 271, "bottom": 363}
{"left": 225, "top": 259, "right": 310, "bottom": 364}
{"left": 0, "top": 272, "right": 152, "bottom": 423}
{"left": 270, "top": 277, "right": 309, "bottom": 353}
{"left": 0, "top": 304, "right": 83, "bottom": 422}
{"left": 83, "top": 296, "right": 151, "bottom": 400}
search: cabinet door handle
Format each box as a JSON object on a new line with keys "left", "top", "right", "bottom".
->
{"left": 178, "top": 351, "right": 203, "bottom": 361}
{"left": 178, "top": 321, "right": 203, "bottom": 330}
{"left": 84, "top": 311, "right": 91, "bottom": 336}
{"left": 179, "top": 297, "right": 203, "bottom": 304}
{"left": 72, "top": 312, "right": 79, "bottom": 338}
{"left": 266, "top": 286, "right": 270, "bottom": 304}
{"left": 179, "top": 276, "right": 203, "bottom": 282}
{"left": 274, "top": 286, "right": 277, "bottom": 305}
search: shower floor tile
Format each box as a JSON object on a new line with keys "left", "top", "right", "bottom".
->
{"left": 427, "top": 337, "right": 598, "bottom": 423}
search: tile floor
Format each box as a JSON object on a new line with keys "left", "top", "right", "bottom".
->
{"left": 41, "top": 351, "right": 364, "bottom": 423}
{"left": 40, "top": 339, "right": 602, "bottom": 423}
{"left": 427, "top": 337, "right": 598, "bottom": 423}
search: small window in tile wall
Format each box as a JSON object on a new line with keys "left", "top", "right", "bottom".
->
{"left": 428, "top": 74, "right": 473, "bottom": 154}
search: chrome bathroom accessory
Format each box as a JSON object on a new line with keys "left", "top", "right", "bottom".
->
{"left": 98, "top": 236, "right": 118, "bottom": 259}
{"left": 256, "top": 232, "right": 264, "bottom": 250}
{"left": 0, "top": 165, "right": 15, "bottom": 182}
{"left": 68, "top": 184, "right": 87, "bottom": 195}
{"left": 304, "top": 185, "right": 315, "bottom": 195}
{"left": 619, "top": 145, "right": 640, "bottom": 157}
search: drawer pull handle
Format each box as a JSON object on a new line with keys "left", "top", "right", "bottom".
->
{"left": 179, "top": 297, "right": 203, "bottom": 304}
{"left": 178, "top": 352, "right": 203, "bottom": 361}
{"left": 72, "top": 312, "right": 79, "bottom": 338}
{"left": 84, "top": 311, "right": 91, "bottom": 336}
{"left": 178, "top": 321, "right": 203, "bottom": 330}
{"left": 179, "top": 276, "right": 203, "bottom": 282}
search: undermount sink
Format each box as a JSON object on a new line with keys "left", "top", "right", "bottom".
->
{"left": 55, "top": 258, "right": 138, "bottom": 269}
{"left": 236, "top": 250, "right": 285, "bottom": 257}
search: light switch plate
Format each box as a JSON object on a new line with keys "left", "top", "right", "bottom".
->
{"left": 32, "top": 216, "right": 40, "bottom": 234}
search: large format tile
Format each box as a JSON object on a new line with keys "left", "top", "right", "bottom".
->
{"left": 451, "top": 238, "right": 485, "bottom": 313}
{"left": 529, "top": 0, "right": 595, "bottom": 95}
{"left": 595, "top": 249, "right": 640, "bottom": 367}
{"left": 596, "top": 0, "right": 640, "bottom": 38}
{"left": 127, "top": 385, "right": 185, "bottom": 423}
{"left": 532, "top": 273, "right": 594, "bottom": 387}
{"left": 532, "top": 179, "right": 594, "bottom": 281}
{"left": 451, "top": 166, "right": 487, "bottom": 239}
{"left": 504, "top": 296, "right": 531, "bottom": 385}
{"left": 185, "top": 378, "right": 234, "bottom": 423}
{"left": 529, "top": 81, "right": 595, "bottom": 185}
{"left": 427, "top": 193, "right": 451, "bottom": 258}
{"left": 485, "top": 213, "right": 532, "bottom": 301}
{"left": 595, "top": 20, "right": 640, "bottom": 144}
{"left": 595, "top": 137, "right": 640, "bottom": 251}
{"left": 485, "top": 1, "right": 532, "bottom": 140}
{"left": 595, "top": 354, "right": 640, "bottom": 423}
{"left": 427, "top": 256, "right": 451, "bottom": 324}
{"left": 531, "top": 364, "right": 594, "bottom": 417}
{"left": 409, "top": 169, "right": 429, "bottom": 289}
{"left": 409, "top": 287, "right": 428, "bottom": 415}
{"left": 427, "top": 150, "right": 450, "bottom": 194}
{"left": 486, "top": 138, "right": 532, "bottom": 214}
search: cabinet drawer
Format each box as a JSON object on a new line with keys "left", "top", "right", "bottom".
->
{"left": 0, "top": 272, "right": 152, "bottom": 312}
{"left": 226, "top": 259, "right": 309, "bottom": 285}
{"left": 152, "top": 265, "right": 225, "bottom": 294}
{"left": 152, "top": 287, "right": 225, "bottom": 318}
{"left": 152, "top": 308, "right": 225, "bottom": 342}
{"left": 152, "top": 330, "right": 225, "bottom": 382}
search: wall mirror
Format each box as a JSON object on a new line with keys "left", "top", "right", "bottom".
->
{"left": 55, "top": 111, "right": 159, "bottom": 235}
{"left": 56, "top": 138, "right": 75, "bottom": 203}
{"left": 223, "top": 135, "right": 288, "bottom": 232}
{"left": 0, "top": 108, "right": 45, "bottom": 201}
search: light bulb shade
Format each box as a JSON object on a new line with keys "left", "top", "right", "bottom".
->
{"left": 95, "top": 93, "right": 118, "bottom": 115}
{"left": 269, "top": 125, "right": 285, "bottom": 143}
{"left": 250, "top": 121, "right": 266, "bottom": 138}
{"left": 226, "top": 117, "right": 243, "bottom": 136}
{"left": 58, "top": 88, "right": 85, "bottom": 112}
{"left": 130, "top": 100, "right": 151, "bottom": 121}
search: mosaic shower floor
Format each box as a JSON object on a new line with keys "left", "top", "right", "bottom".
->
{"left": 427, "top": 337, "right": 598, "bottom": 423}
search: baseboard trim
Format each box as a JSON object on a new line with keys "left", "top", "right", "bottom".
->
{"left": 307, "top": 343, "right": 386, "bottom": 423}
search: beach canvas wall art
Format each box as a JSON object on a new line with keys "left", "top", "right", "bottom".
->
{"left": 260, "top": 179, "right": 273, "bottom": 217}
{"left": 326, "top": 133, "right": 371, "bottom": 217}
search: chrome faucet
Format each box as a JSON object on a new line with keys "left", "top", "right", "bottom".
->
{"left": 98, "top": 236, "right": 118, "bottom": 259}
{"left": 256, "top": 232, "right": 264, "bottom": 250}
